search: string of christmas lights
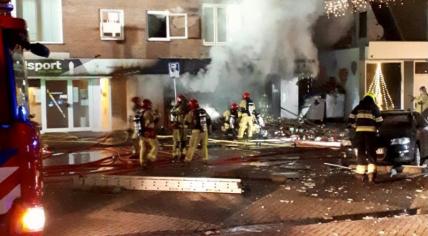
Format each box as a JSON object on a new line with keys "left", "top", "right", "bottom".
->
{"left": 324, "top": 0, "right": 406, "bottom": 17}
{"left": 367, "top": 63, "right": 395, "bottom": 110}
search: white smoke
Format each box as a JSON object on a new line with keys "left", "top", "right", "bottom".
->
{"left": 181, "top": 0, "right": 325, "bottom": 93}
{"left": 201, "top": 104, "right": 221, "bottom": 120}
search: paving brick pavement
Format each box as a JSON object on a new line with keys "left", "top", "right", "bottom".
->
{"left": 113, "top": 214, "right": 428, "bottom": 236}
{"left": 234, "top": 214, "right": 428, "bottom": 236}
{"left": 44, "top": 189, "right": 219, "bottom": 236}
{"left": 42, "top": 147, "right": 428, "bottom": 236}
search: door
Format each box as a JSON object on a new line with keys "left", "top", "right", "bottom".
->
{"left": 44, "top": 80, "right": 69, "bottom": 129}
{"left": 72, "top": 80, "right": 90, "bottom": 128}
{"left": 41, "top": 79, "right": 92, "bottom": 132}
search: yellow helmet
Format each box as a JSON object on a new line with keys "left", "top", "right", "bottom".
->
{"left": 365, "top": 92, "right": 376, "bottom": 102}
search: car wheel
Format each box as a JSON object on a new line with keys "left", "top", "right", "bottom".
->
{"left": 415, "top": 145, "right": 421, "bottom": 166}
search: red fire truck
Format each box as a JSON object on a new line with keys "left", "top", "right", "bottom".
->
{"left": 0, "top": 0, "right": 49, "bottom": 235}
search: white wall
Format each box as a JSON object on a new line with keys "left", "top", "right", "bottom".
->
{"left": 281, "top": 77, "right": 299, "bottom": 119}
{"left": 319, "top": 48, "right": 361, "bottom": 115}
{"left": 368, "top": 42, "right": 428, "bottom": 60}
{"left": 90, "top": 78, "right": 112, "bottom": 132}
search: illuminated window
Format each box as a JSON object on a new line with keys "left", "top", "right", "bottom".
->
{"left": 147, "top": 11, "right": 188, "bottom": 41}
{"left": 202, "top": 4, "right": 227, "bottom": 46}
{"left": 11, "top": 0, "right": 63, "bottom": 43}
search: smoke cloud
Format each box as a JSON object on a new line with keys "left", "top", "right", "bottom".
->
{"left": 178, "top": 0, "right": 352, "bottom": 115}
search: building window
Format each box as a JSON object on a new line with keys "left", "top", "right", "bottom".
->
{"left": 11, "top": 0, "right": 63, "bottom": 43}
{"left": 100, "top": 9, "right": 125, "bottom": 41}
{"left": 415, "top": 62, "right": 428, "bottom": 74}
{"left": 359, "top": 12, "right": 367, "bottom": 39}
{"left": 202, "top": 4, "right": 228, "bottom": 46}
{"left": 147, "top": 11, "right": 188, "bottom": 41}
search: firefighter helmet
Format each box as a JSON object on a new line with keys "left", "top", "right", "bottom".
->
{"left": 188, "top": 98, "right": 199, "bottom": 110}
{"left": 242, "top": 91, "right": 251, "bottom": 99}
{"left": 142, "top": 99, "right": 152, "bottom": 109}
{"left": 230, "top": 102, "right": 239, "bottom": 111}
{"left": 365, "top": 92, "right": 376, "bottom": 103}
{"left": 177, "top": 94, "right": 187, "bottom": 104}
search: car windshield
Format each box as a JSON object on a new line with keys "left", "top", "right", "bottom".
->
{"left": 381, "top": 114, "right": 412, "bottom": 128}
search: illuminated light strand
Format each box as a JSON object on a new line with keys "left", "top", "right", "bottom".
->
{"left": 324, "top": 0, "right": 407, "bottom": 17}
{"left": 368, "top": 63, "right": 395, "bottom": 110}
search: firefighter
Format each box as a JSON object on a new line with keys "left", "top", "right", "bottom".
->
{"left": 237, "top": 91, "right": 256, "bottom": 139}
{"left": 170, "top": 94, "right": 189, "bottom": 161}
{"left": 222, "top": 102, "right": 239, "bottom": 139}
{"left": 184, "top": 98, "right": 211, "bottom": 163}
{"left": 139, "top": 99, "right": 159, "bottom": 167}
{"left": 348, "top": 93, "right": 383, "bottom": 183}
{"left": 131, "top": 96, "right": 143, "bottom": 156}
{"left": 415, "top": 86, "right": 428, "bottom": 113}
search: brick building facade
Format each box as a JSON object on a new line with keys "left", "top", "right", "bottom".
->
{"left": 18, "top": 0, "right": 216, "bottom": 132}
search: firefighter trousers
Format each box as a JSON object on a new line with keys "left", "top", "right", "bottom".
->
{"left": 238, "top": 114, "right": 254, "bottom": 139}
{"left": 172, "top": 128, "right": 187, "bottom": 158}
{"left": 354, "top": 132, "right": 377, "bottom": 175}
{"left": 139, "top": 137, "right": 158, "bottom": 166}
{"left": 185, "top": 129, "right": 208, "bottom": 162}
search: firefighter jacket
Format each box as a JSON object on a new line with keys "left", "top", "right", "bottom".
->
{"left": 223, "top": 109, "right": 239, "bottom": 130}
{"left": 141, "top": 109, "right": 159, "bottom": 138}
{"left": 348, "top": 104, "right": 383, "bottom": 133}
{"left": 239, "top": 98, "right": 256, "bottom": 116}
{"left": 170, "top": 103, "right": 188, "bottom": 129}
{"left": 185, "top": 108, "right": 211, "bottom": 132}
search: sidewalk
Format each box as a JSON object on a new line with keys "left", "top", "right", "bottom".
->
{"left": 216, "top": 214, "right": 428, "bottom": 236}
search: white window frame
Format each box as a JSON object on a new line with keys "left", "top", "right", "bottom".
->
{"left": 99, "top": 9, "right": 125, "bottom": 41}
{"left": 202, "top": 4, "right": 228, "bottom": 46}
{"left": 11, "top": 0, "right": 64, "bottom": 44}
{"left": 147, "top": 10, "right": 188, "bottom": 41}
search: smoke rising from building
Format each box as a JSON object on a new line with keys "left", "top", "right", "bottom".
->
{"left": 179, "top": 0, "right": 352, "bottom": 114}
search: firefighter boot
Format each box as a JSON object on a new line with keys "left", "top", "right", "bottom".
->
{"left": 355, "top": 165, "right": 367, "bottom": 182}
{"left": 367, "top": 164, "right": 377, "bottom": 183}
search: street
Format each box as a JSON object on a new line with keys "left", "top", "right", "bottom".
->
{"left": 41, "top": 133, "right": 428, "bottom": 236}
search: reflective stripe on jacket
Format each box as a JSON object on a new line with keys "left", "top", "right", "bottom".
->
{"left": 348, "top": 106, "right": 383, "bottom": 133}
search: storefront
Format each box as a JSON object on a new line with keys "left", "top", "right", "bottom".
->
{"left": 25, "top": 58, "right": 210, "bottom": 133}
{"left": 365, "top": 42, "right": 428, "bottom": 111}
{"left": 27, "top": 77, "right": 112, "bottom": 133}
{"left": 24, "top": 58, "right": 145, "bottom": 133}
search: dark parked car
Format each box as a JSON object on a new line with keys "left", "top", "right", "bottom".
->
{"left": 342, "top": 110, "right": 428, "bottom": 166}
{"left": 378, "top": 110, "right": 428, "bottom": 166}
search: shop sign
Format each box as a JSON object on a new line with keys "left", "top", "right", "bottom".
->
{"left": 168, "top": 62, "right": 180, "bottom": 79}
{"left": 26, "top": 59, "right": 83, "bottom": 76}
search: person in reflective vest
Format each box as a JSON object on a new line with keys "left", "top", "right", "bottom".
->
{"left": 237, "top": 91, "right": 256, "bottom": 139}
{"left": 170, "top": 94, "right": 189, "bottom": 161}
{"left": 415, "top": 86, "right": 428, "bottom": 113}
{"left": 222, "top": 102, "right": 240, "bottom": 139}
{"left": 348, "top": 93, "right": 383, "bottom": 183}
{"left": 184, "top": 98, "right": 211, "bottom": 163}
{"left": 139, "top": 99, "right": 160, "bottom": 167}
